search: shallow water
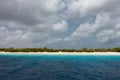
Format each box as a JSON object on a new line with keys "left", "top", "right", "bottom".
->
{"left": 0, "top": 53, "right": 120, "bottom": 80}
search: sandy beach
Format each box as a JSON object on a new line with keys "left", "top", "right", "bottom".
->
{"left": 0, "top": 52, "right": 120, "bottom": 55}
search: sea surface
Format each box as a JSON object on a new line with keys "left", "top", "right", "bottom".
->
{"left": 0, "top": 53, "right": 120, "bottom": 80}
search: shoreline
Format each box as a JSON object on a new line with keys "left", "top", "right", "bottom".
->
{"left": 0, "top": 52, "right": 120, "bottom": 55}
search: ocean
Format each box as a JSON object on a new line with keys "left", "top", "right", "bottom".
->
{"left": 0, "top": 53, "right": 120, "bottom": 80}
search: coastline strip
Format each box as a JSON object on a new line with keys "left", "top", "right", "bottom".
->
{"left": 0, "top": 52, "right": 120, "bottom": 56}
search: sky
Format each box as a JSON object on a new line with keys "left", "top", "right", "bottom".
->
{"left": 0, "top": 0, "right": 120, "bottom": 49}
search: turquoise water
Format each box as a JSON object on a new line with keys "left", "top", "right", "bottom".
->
{"left": 0, "top": 53, "right": 120, "bottom": 80}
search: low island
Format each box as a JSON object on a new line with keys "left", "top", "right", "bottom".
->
{"left": 0, "top": 47, "right": 120, "bottom": 52}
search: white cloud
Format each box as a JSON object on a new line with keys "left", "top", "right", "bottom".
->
{"left": 0, "top": 0, "right": 120, "bottom": 48}
{"left": 53, "top": 20, "right": 68, "bottom": 32}
{"left": 97, "top": 30, "right": 115, "bottom": 43}
{"left": 66, "top": 0, "right": 108, "bottom": 18}
{"left": 0, "top": 26, "right": 30, "bottom": 47}
{"left": 65, "top": 12, "right": 111, "bottom": 41}
{"left": 115, "top": 23, "right": 120, "bottom": 30}
{"left": 97, "top": 23, "right": 120, "bottom": 44}
{"left": 0, "top": 0, "right": 67, "bottom": 47}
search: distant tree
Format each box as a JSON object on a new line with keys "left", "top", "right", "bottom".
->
{"left": 81, "top": 48, "right": 88, "bottom": 52}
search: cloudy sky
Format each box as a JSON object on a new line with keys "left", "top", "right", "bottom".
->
{"left": 0, "top": 0, "right": 120, "bottom": 49}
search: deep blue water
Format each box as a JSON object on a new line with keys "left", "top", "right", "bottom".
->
{"left": 0, "top": 53, "right": 120, "bottom": 80}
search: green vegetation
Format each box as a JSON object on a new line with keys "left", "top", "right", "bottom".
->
{"left": 0, "top": 47, "right": 120, "bottom": 52}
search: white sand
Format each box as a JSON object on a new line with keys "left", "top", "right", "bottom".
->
{"left": 0, "top": 52, "right": 120, "bottom": 55}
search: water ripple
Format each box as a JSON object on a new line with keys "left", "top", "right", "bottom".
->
{"left": 0, "top": 54, "right": 120, "bottom": 80}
